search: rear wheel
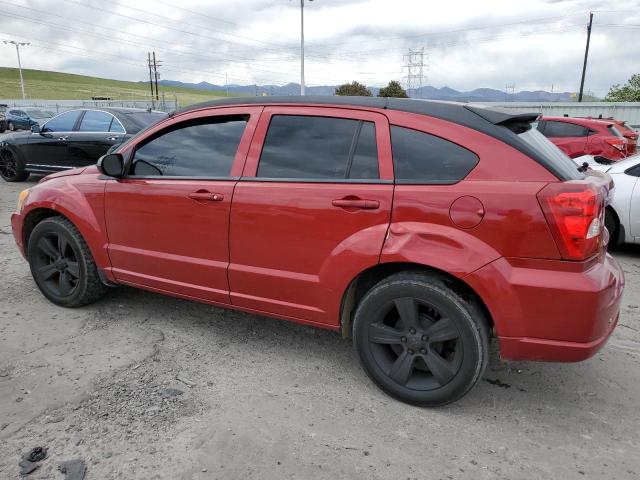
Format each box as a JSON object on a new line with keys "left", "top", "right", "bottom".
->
{"left": 7, "top": 121, "right": 15, "bottom": 131}
{"left": 353, "top": 271, "right": 489, "bottom": 406}
{"left": 0, "top": 148, "right": 28, "bottom": 182}
{"left": 27, "top": 217, "right": 109, "bottom": 307}
{"left": 605, "top": 209, "right": 619, "bottom": 249}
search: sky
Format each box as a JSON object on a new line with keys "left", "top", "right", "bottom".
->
{"left": 1, "top": 0, "right": 639, "bottom": 96}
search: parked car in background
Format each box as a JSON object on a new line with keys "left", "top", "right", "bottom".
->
{"left": 0, "top": 107, "right": 167, "bottom": 181}
{"left": 612, "top": 120, "right": 638, "bottom": 155}
{"left": 11, "top": 97, "right": 623, "bottom": 406}
{"left": 4, "top": 107, "right": 55, "bottom": 131}
{"left": 0, "top": 104, "right": 8, "bottom": 133}
{"left": 537, "top": 116, "right": 630, "bottom": 160}
{"left": 573, "top": 154, "right": 640, "bottom": 246}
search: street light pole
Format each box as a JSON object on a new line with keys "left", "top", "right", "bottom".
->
{"left": 3, "top": 40, "right": 30, "bottom": 99}
{"left": 299, "top": 0, "right": 313, "bottom": 96}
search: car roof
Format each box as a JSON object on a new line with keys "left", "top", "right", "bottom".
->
{"left": 542, "top": 116, "right": 615, "bottom": 128}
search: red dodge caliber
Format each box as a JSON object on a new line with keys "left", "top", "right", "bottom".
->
{"left": 11, "top": 97, "right": 624, "bottom": 406}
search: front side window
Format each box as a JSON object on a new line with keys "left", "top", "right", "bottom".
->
{"left": 79, "top": 110, "right": 116, "bottom": 132}
{"left": 391, "top": 126, "right": 479, "bottom": 183}
{"left": 257, "top": 115, "right": 379, "bottom": 180}
{"left": 42, "top": 110, "right": 82, "bottom": 132}
{"left": 130, "top": 116, "right": 247, "bottom": 177}
{"left": 543, "top": 121, "right": 587, "bottom": 138}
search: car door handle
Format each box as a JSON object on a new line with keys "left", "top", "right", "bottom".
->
{"left": 107, "top": 136, "right": 121, "bottom": 141}
{"left": 188, "top": 191, "right": 224, "bottom": 202}
{"left": 332, "top": 198, "right": 379, "bottom": 210}
{"left": 58, "top": 136, "right": 69, "bottom": 141}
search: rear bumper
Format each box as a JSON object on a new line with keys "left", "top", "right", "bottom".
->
{"left": 465, "top": 252, "right": 624, "bottom": 362}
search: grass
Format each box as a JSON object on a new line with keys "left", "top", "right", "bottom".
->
{"left": 0, "top": 67, "right": 231, "bottom": 107}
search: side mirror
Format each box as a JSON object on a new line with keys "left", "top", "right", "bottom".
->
{"left": 97, "top": 153, "right": 124, "bottom": 178}
{"left": 30, "top": 124, "right": 40, "bottom": 134}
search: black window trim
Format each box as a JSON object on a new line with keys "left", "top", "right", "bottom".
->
{"left": 255, "top": 114, "right": 382, "bottom": 183}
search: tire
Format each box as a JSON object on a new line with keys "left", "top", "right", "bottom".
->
{"left": 8, "top": 121, "right": 15, "bottom": 131}
{"left": 27, "top": 216, "right": 109, "bottom": 307}
{"left": 353, "top": 271, "right": 489, "bottom": 407}
{"left": 0, "top": 148, "right": 29, "bottom": 182}
{"left": 605, "top": 209, "right": 619, "bottom": 249}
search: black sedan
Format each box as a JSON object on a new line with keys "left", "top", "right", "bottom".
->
{"left": 0, "top": 107, "right": 167, "bottom": 182}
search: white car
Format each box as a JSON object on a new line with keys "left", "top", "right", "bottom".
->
{"left": 573, "top": 154, "right": 640, "bottom": 246}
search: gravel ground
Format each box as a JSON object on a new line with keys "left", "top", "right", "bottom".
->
{"left": 0, "top": 174, "right": 639, "bottom": 480}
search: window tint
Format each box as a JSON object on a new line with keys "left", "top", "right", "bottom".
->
{"left": 79, "top": 110, "right": 114, "bottom": 132}
{"left": 626, "top": 163, "right": 640, "bottom": 177}
{"left": 42, "top": 111, "right": 81, "bottom": 132}
{"left": 130, "top": 117, "right": 247, "bottom": 177}
{"left": 543, "top": 121, "right": 587, "bottom": 138}
{"left": 391, "top": 126, "right": 479, "bottom": 183}
{"left": 110, "top": 119, "right": 125, "bottom": 133}
{"left": 257, "top": 115, "right": 378, "bottom": 180}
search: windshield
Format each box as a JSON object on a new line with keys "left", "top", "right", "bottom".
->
{"left": 25, "top": 109, "right": 54, "bottom": 118}
{"left": 517, "top": 127, "right": 584, "bottom": 179}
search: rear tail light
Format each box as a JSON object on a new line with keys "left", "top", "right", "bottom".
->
{"left": 537, "top": 181, "right": 605, "bottom": 261}
{"left": 605, "top": 138, "right": 626, "bottom": 152}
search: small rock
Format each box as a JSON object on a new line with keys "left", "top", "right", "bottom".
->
{"left": 45, "top": 415, "right": 65, "bottom": 424}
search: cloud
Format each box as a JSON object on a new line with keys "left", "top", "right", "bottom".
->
{"left": 0, "top": 0, "right": 638, "bottom": 96}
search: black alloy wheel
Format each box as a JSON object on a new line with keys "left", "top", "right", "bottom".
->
{"left": 28, "top": 217, "right": 109, "bottom": 307}
{"left": 353, "top": 272, "right": 489, "bottom": 406}
{"left": 0, "top": 148, "right": 28, "bottom": 182}
{"left": 32, "top": 230, "right": 81, "bottom": 299}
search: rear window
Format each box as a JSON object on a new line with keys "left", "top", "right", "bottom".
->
{"left": 517, "top": 127, "right": 584, "bottom": 180}
{"left": 542, "top": 121, "right": 587, "bottom": 138}
{"left": 390, "top": 126, "right": 479, "bottom": 183}
{"left": 607, "top": 125, "right": 624, "bottom": 138}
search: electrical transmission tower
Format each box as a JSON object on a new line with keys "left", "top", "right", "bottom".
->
{"left": 504, "top": 84, "right": 515, "bottom": 101}
{"left": 403, "top": 48, "right": 426, "bottom": 98}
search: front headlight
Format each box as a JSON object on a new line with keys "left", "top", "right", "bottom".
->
{"left": 17, "top": 188, "right": 30, "bottom": 212}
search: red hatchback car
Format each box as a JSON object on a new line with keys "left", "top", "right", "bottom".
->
{"left": 537, "top": 116, "right": 630, "bottom": 160}
{"left": 11, "top": 97, "right": 624, "bottom": 406}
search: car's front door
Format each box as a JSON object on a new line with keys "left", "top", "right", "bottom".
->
{"left": 103, "top": 107, "right": 261, "bottom": 304}
{"left": 67, "top": 110, "right": 126, "bottom": 167}
{"left": 23, "top": 110, "right": 82, "bottom": 172}
{"left": 228, "top": 107, "right": 394, "bottom": 326}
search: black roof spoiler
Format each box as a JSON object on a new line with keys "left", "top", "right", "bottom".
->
{"left": 464, "top": 105, "right": 540, "bottom": 133}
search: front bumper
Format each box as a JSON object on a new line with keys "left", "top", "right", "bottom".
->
{"left": 11, "top": 211, "right": 26, "bottom": 259}
{"left": 465, "top": 252, "right": 624, "bottom": 362}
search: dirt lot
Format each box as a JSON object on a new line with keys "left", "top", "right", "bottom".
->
{"left": 0, "top": 175, "right": 639, "bottom": 480}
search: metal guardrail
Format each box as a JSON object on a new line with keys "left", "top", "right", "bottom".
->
{"left": 0, "top": 98, "right": 178, "bottom": 113}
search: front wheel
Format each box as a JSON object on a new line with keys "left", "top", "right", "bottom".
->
{"left": 353, "top": 271, "right": 489, "bottom": 406}
{"left": 0, "top": 148, "right": 29, "bottom": 182}
{"left": 27, "top": 216, "right": 109, "bottom": 307}
{"left": 7, "top": 121, "right": 15, "bottom": 131}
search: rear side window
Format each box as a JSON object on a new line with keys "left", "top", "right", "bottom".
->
{"left": 543, "top": 121, "right": 587, "bottom": 138}
{"left": 257, "top": 115, "right": 379, "bottom": 180}
{"left": 607, "top": 125, "right": 624, "bottom": 138}
{"left": 130, "top": 116, "right": 247, "bottom": 177}
{"left": 391, "top": 126, "right": 479, "bottom": 183}
{"left": 79, "top": 110, "right": 115, "bottom": 132}
{"left": 42, "top": 110, "right": 82, "bottom": 132}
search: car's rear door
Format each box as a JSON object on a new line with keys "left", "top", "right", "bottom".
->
{"left": 67, "top": 110, "right": 126, "bottom": 167}
{"left": 228, "top": 106, "right": 394, "bottom": 326}
{"left": 541, "top": 120, "right": 589, "bottom": 158}
{"left": 104, "top": 107, "right": 261, "bottom": 304}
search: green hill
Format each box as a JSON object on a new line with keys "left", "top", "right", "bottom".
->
{"left": 0, "top": 67, "right": 230, "bottom": 107}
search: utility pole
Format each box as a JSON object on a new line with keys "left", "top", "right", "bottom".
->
{"left": 152, "top": 51, "right": 161, "bottom": 102}
{"left": 297, "top": 0, "right": 313, "bottom": 96}
{"left": 578, "top": 12, "right": 593, "bottom": 102}
{"left": 3, "top": 40, "right": 30, "bottom": 99}
{"left": 225, "top": 72, "right": 229, "bottom": 97}
{"left": 147, "top": 52, "right": 155, "bottom": 109}
{"left": 403, "top": 48, "right": 426, "bottom": 98}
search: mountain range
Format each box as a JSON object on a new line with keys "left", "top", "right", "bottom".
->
{"left": 156, "top": 79, "right": 578, "bottom": 102}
